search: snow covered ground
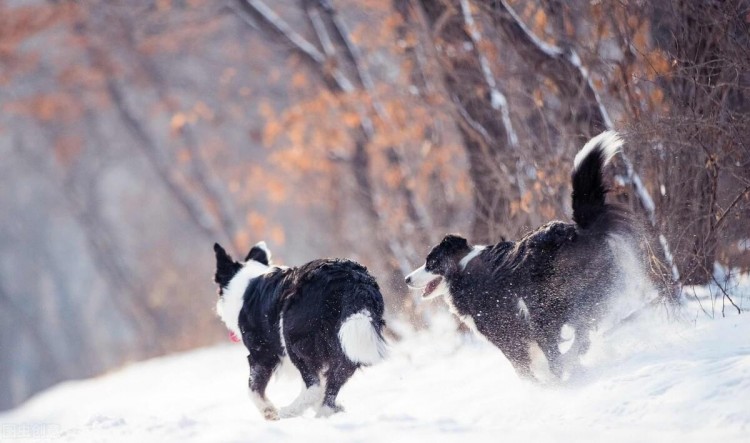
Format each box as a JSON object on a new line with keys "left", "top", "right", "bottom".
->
{"left": 2, "top": 278, "right": 749, "bottom": 442}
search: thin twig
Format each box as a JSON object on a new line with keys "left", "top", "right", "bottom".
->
{"left": 710, "top": 272, "right": 742, "bottom": 317}
{"left": 713, "top": 184, "right": 750, "bottom": 231}
{"left": 459, "top": 0, "right": 518, "bottom": 148}
{"left": 306, "top": 7, "right": 335, "bottom": 56}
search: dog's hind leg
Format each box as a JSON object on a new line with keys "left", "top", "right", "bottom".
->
{"left": 508, "top": 357, "right": 534, "bottom": 381}
{"left": 279, "top": 350, "right": 324, "bottom": 418}
{"left": 529, "top": 338, "right": 560, "bottom": 383}
{"left": 535, "top": 317, "right": 571, "bottom": 381}
{"left": 248, "top": 356, "right": 280, "bottom": 421}
{"left": 575, "top": 327, "right": 591, "bottom": 356}
{"left": 316, "top": 358, "right": 357, "bottom": 417}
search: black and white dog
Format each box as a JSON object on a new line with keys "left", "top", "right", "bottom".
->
{"left": 213, "top": 242, "right": 386, "bottom": 419}
{"left": 406, "top": 131, "right": 634, "bottom": 382}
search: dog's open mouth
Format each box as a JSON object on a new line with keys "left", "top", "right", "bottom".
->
{"left": 422, "top": 277, "right": 442, "bottom": 298}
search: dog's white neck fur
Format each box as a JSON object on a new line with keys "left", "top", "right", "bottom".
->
{"left": 459, "top": 245, "right": 486, "bottom": 270}
{"left": 573, "top": 130, "right": 622, "bottom": 171}
{"left": 216, "top": 259, "right": 273, "bottom": 337}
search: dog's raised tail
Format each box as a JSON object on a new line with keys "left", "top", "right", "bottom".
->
{"left": 338, "top": 310, "right": 387, "bottom": 366}
{"left": 571, "top": 130, "right": 623, "bottom": 229}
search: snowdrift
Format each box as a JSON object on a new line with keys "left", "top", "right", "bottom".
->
{"left": 2, "top": 281, "right": 748, "bottom": 442}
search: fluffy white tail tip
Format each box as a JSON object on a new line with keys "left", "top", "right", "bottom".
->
{"left": 573, "top": 130, "right": 623, "bottom": 171}
{"left": 338, "top": 311, "right": 386, "bottom": 365}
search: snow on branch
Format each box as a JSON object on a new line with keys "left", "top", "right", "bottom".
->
{"left": 459, "top": 0, "right": 518, "bottom": 149}
{"left": 306, "top": 7, "right": 336, "bottom": 56}
{"left": 324, "top": 5, "right": 387, "bottom": 120}
{"left": 498, "top": 0, "right": 563, "bottom": 58}
{"left": 236, "top": 0, "right": 356, "bottom": 93}
{"left": 453, "top": 94, "right": 494, "bottom": 146}
{"left": 304, "top": 6, "right": 357, "bottom": 94}
{"left": 240, "top": 0, "right": 325, "bottom": 64}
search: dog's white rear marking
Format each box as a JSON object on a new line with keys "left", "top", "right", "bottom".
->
{"left": 338, "top": 310, "right": 386, "bottom": 365}
{"left": 279, "top": 383, "right": 323, "bottom": 418}
{"left": 216, "top": 260, "right": 272, "bottom": 338}
{"left": 528, "top": 341, "right": 554, "bottom": 383}
{"left": 517, "top": 298, "right": 530, "bottom": 322}
{"left": 573, "top": 130, "right": 622, "bottom": 171}
{"left": 249, "top": 388, "right": 279, "bottom": 421}
{"left": 459, "top": 245, "right": 486, "bottom": 270}
{"left": 559, "top": 323, "right": 576, "bottom": 354}
{"left": 560, "top": 323, "right": 575, "bottom": 340}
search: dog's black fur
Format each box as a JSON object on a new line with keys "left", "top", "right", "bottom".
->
{"left": 407, "top": 132, "right": 633, "bottom": 381}
{"left": 214, "top": 243, "right": 386, "bottom": 419}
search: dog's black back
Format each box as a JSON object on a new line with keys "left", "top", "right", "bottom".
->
{"left": 239, "top": 260, "right": 385, "bottom": 368}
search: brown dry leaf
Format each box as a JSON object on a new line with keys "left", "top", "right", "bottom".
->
{"left": 246, "top": 212, "right": 267, "bottom": 235}
{"left": 291, "top": 72, "right": 308, "bottom": 89}
{"left": 53, "top": 135, "right": 83, "bottom": 167}
{"left": 170, "top": 113, "right": 187, "bottom": 134}
{"left": 176, "top": 149, "right": 191, "bottom": 165}
{"left": 533, "top": 9, "right": 548, "bottom": 33}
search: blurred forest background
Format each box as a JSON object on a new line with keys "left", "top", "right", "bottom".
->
{"left": 1, "top": 0, "right": 748, "bottom": 411}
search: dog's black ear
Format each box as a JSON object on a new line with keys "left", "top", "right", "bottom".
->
{"left": 214, "top": 243, "right": 241, "bottom": 288}
{"left": 214, "top": 242, "right": 231, "bottom": 262}
{"left": 245, "top": 241, "right": 271, "bottom": 266}
{"left": 440, "top": 234, "right": 470, "bottom": 254}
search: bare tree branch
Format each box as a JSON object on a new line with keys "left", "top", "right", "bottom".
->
{"left": 106, "top": 79, "right": 223, "bottom": 242}
{"left": 713, "top": 184, "right": 750, "bottom": 231}
{"left": 239, "top": 0, "right": 326, "bottom": 64}
{"left": 306, "top": 6, "right": 335, "bottom": 56}
{"left": 713, "top": 272, "right": 742, "bottom": 317}
{"left": 459, "top": 0, "right": 518, "bottom": 148}
{"left": 236, "top": 0, "right": 358, "bottom": 93}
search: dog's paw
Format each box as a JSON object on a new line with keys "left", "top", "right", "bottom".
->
{"left": 279, "top": 406, "right": 302, "bottom": 419}
{"left": 315, "top": 404, "right": 344, "bottom": 418}
{"left": 262, "top": 407, "right": 280, "bottom": 421}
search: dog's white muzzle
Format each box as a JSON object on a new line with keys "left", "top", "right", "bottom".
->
{"left": 405, "top": 265, "right": 447, "bottom": 300}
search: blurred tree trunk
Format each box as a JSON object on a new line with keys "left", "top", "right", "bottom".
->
{"left": 411, "top": 0, "right": 520, "bottom": 244}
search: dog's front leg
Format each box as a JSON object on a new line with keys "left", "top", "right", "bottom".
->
{"left": 248, "top": 357, "right": 279, "bottom": 421}
{"left": 534, "top": 336, "right": 563, "bottom": 382}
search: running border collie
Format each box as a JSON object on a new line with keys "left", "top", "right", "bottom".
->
{"left": 213, "top": 242, "right": 386, "bottom": 419}
{"left": 406, "top": 131, "right": 632, "bottom": 382}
